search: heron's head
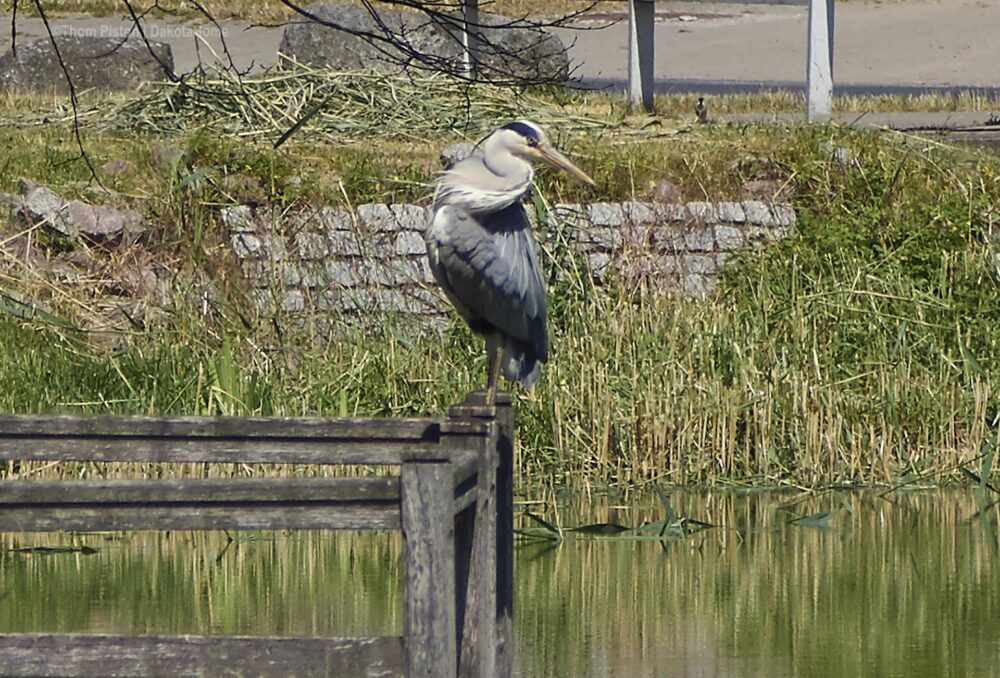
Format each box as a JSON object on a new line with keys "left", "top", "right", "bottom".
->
{"left": 489, "top": 121, "right": 596, "bottom": 187}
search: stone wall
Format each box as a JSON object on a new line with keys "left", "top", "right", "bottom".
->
{"left": 222, "top": 200, "right": 795, "bottom": 320}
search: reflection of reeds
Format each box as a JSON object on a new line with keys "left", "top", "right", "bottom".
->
{"left": 515, "top": 489, "right": 1000, "bottom": 677}
{"left": 0, "top": 530, "right": 403, "bottom": 636}
{"left": 3, "top": 491, "right": 995, "bottom": 676}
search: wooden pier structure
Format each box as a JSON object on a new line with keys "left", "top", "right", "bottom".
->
{"left": 0, "top": 391, "right": 515, "bottom": 678}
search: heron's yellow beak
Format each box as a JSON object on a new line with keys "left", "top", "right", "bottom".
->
{"left": 537, "top": 144, "right": 596, "bottom": 187}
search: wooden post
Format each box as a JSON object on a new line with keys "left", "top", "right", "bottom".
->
{"left": 807, "top": 0, "right": 834, "bottom": 121}
{"left": 402, "top": 460, "right": 457, "bottom": 677}
{"left": 461, "top": 0, "right": 480, "bottom": 76}
{"left": 628, "top": 0, "right": 655, "bottom": 111}
{"left": 449, "top": 392, "right": 514, "bottom": 678}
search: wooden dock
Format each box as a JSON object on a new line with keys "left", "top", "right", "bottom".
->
{"left": 0, "top": 391, "right": 514, "bottom": 678}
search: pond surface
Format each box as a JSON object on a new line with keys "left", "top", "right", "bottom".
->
{"left": 2, "top": 489, "right": 999, "bottom": 677}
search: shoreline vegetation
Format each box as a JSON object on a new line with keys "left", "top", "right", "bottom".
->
{"left": 0, "top": 70, "right": 998, "bottom": 490}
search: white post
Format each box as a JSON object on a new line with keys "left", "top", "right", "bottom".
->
{"left": 807, "top": 0, "right": 834, "bottom": 121}
{"left": 461, "top": 0, "right": 480, "bottom": 76}
{"left": 628, "top": 0, "right": 655, "bottom": 111}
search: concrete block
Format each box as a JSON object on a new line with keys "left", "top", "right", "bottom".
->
{"left": 231, "top": 232, "right": 261, "bottom": 258}
{"left": 317, "top": 206, "right": 354, "bottom": 231}
{"left": 220, "top": 205, "right": 256, "bottom": 232}
{"left": 659, "top": 203, "right": 690, "bottom": 222}
{"left": 771, "top": 203, "right": 796, "bottom": 227}
{"left": 325, "top": 260, "right": 363, "bottom": 288}
{"left": 587, "top": 202, "right": 625, "bottom": 227}
{"left": 326, "top": 230, "right": 362, "bottom": 256}
{"left": 586, "top": 252, "right": 611, "bottom": 279}
{"left": 742, "top": 201, "right": 775, "bottom": 226}
{"left": 299, "top": 262, "right": 330, "bottom": 288}
{"left": 651, "top": 225, "right": 684, "bottom": 252}
{"left": 280, "top": 263, "right": 302, "bottom": 287}
{"left": 395, "top": 230, "right": 427, "bottom": 256}
{"left": 259, "top": 234, "right": 287, "bottom": 261}
{"left": 683, "top": 224, "right": 715, "bottom": 252}
{"left": 386, "top": 257, "right": 434, "bottom": 285}
{"left": 680, "top": 254, "right": 719, "bottom": 275}
{"left": 686, "top": 201, "right": 718, "bottom": 224}
{"left": 391, "top": 204, "right": 427, "bottom": 231}
{"left": 682, "top": 274, "right": 717, "bottom": 298}
{"left": 715, "top": 201, "right": 746, "bottom": 224}
{"left": 714, "top": 225, "right": 745, "bottom": 250}
{"left": 294, "top": 231, "right": 329, "bottom": 260}
{"left": 357, "top": 203, "right": 398, "bottom": 232}
{"left": 622, "top": 201, "right": 657, "bottom": 225}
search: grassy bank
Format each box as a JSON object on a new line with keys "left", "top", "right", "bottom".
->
{"left": 0, "top": 73, "right": 998, "bottom": 489}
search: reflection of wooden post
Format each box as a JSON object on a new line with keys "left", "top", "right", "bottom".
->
{"left": 628, "top": 0, "right": 655, "bottom": 111}
{"left": 402, "top": 460, "right": 457, "bottom": 677}
{"left": 807, "top": 0, "right": 834, "bottom": 121}
{"left": 461, "top": 0, "right": 480, "bottom": 76}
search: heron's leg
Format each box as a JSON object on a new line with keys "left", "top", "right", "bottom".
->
{"left": 486, "top": 346, "right": 504, "bottom": 406}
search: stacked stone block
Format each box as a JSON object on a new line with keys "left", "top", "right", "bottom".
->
{"left": 224, "top": 199, "right": 795, "bottom": 320}
{"left": 222, "top": 203, "right": 439, "bottom": 320}
{"left": 553, "top": 200, "right": 794, "bottom": 296}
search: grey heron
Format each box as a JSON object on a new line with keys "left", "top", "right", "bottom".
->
{"left": 426, "top": 120, "right": 595, "bottom": 402}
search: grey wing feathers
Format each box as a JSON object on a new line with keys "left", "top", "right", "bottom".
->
{"left": 428, "top": 203, "right": 548, "bottom": 361}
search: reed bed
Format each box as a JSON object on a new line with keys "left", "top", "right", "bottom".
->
{"left": 0, "top": 73, "right": 998, "bottom": 489}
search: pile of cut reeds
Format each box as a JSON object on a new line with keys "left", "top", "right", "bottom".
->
{"left": 96, "top": 61, "right": 621, "bottom": 145}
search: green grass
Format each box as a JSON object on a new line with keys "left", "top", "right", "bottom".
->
{"left": 0, "top": 76, "right": 998, "bottom": 489}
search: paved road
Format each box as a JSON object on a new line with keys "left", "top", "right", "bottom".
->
{"left": 552, "top": 0, "right": 1000, "bottom": 97}
{"left": 2, "top": 1, "right": 997, "bottom": 102}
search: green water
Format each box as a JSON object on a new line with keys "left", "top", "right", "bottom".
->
{"left": 1, "top": 490, "right": 998, "bottom": 677}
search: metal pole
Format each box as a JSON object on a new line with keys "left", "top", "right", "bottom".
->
{"left": 628, "top": 0, "right": 655, "bottom": 111}
{"left": 461, "top": 0, "right": 480, "bottom": 76}
{"left": 807, "top": 0, "right": 835, "bottom": 121}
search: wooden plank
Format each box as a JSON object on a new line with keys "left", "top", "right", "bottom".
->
{"left": 0, "top": 503, "right": 400, "bottom": 532}
{"left": 494, "top": 397, "right": 516, "bottom": 678}
{"left": 0, "top": 477, "right": 400, "bottom": 504}
{"left": 0, "top": 633, "right": 404, "bottom": 678}
{"left": 457, "top": 425, "right": 498, "bottom": 678}
{"left": 0, "top": 438, "right": 446, "bottom": 465}
{"left": 401, "top": 462, "right": 457, "bottom": 677}
{"left": 0, "top": 413, "right": 451, "bottom": 440}
{"left": 807, "top": 0, "right": 835, "bottom": 121}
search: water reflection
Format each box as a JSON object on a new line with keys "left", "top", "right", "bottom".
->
{"left": 2, "top": 490, "right": 999, "bottom": 677}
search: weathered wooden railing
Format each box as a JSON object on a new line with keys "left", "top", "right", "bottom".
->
{"left": 0, "top": 391, "right": 514, "bottom": 678}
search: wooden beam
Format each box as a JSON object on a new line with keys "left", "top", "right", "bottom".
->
{"left": 401, "top": 461, "right": 457, "bottom": 677}
{"left": 0, "top": 438, "right": 449, "bottom": 466}
{"left": 0, "top": 477, "right": 399, "bottom": 504}
{"left": 458, "top": 426, "right": 498, "bottom": 677}
{"left": 0, "top": 503, "right": 400, "bottom": 532}
{"left": 0, "top": 633, "right": 404, "bottom": 678}
{"left": 0, "top": 413, "right": 456, "bottom": 440}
